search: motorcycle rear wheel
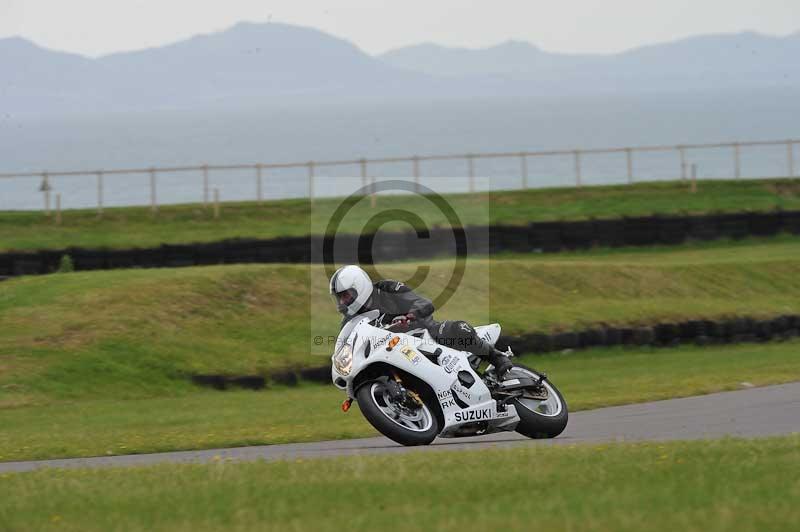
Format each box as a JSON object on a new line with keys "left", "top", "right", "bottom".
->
{"left": 356, "top": 381, "right": 439, "bottom": 446}
{"left": 509, "top": 364, "right": 569, "bottom": 439}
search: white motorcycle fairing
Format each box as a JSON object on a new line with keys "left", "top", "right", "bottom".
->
{"left": 331, "top": 311, "right": 519, "bottom": 437}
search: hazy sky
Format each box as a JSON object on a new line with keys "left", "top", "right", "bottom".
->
{"left": 1, "top": 0, "right": 798, "bottom": 57}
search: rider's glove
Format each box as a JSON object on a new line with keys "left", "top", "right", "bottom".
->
{"left": 390, "top": 313, "right": 416, "bottom": 332}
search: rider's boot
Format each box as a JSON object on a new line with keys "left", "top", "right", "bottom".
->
{"left": 468, "top": 332, "right": 513, "bottom": 379}
{"left": 487, "top": 349, "right": 513, "bottom": 380}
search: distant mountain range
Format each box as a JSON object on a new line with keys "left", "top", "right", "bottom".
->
{"left": 380, "top": 32, "right": 800, "bottom": 84}
{"left": 2, "top": 22, "right": 799, "bottom": 115}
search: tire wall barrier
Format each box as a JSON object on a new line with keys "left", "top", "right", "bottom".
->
{"left": 2, "top": 209, "right": 800, "bottom": 277}
{"left": 197, "top": 314, "right": 800, "bottom": 389}
{"left": 499, "top": 314, "right": 800, "bottom": 355}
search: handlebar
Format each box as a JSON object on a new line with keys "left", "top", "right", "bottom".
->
{"left": 384, "top": 320, "right": 425, "bottom": 334}
{"left": 383, "top": 321, "right": 407, "bottom": 333}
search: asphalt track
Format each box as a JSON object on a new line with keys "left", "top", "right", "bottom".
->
{"left": 2, "top": 382, "right": 798, "bottom": 473}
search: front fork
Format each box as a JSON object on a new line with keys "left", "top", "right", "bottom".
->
{"left": 386, "top": 373, "right": 423, "bottom": 408}
{"left": 340, "top": 373, "right": 421, "bottom": 413}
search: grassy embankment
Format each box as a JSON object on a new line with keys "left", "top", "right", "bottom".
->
{"left": 1, "top": 178, "right": 799, "bottom": 251}
{"left": 1, "top": 238, "right": 799, "bottom": 461}
{"left": 2, "top": 238, "right": 798, "bottom": 405}
{"left": 2, "top": 436, "right": 799, "bottom": 532}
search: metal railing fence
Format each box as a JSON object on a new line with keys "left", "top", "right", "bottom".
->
{"left": 0, "top": 138, "right": 797, "bottom": 215}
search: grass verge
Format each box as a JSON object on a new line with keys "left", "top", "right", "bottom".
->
{"left": 2, "top": 436, "right": 799, "bottom": 532}
{"left": 2, "top": 178, "right": 799, "bottom": 251}
{"left": 1, "top": 340, "right": 799, "bottom": 462}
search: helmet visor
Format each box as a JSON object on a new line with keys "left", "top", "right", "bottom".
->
{"left": 332, "top": 288, "right": 358, "bottom": 314}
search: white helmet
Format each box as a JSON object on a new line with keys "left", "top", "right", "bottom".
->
{"left": 329, "top": 265, "right": 374, "bottom": 317}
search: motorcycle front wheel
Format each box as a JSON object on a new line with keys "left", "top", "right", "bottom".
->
{"left": 356, "top": 381, "right": 440, "bottom": 446}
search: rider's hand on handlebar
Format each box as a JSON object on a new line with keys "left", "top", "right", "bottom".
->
{"left": 389, "top": 313, "right": 416, "bottom": 332}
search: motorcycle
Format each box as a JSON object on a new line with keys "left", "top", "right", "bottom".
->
{"left": 331, "top": 310, "right": 568, "bottom": 446}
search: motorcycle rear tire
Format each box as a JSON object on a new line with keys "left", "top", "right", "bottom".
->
{"left": 509, "top": 364, "right": 569, "bottom": 439}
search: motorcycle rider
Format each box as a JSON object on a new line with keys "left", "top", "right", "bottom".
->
{"left": 329, "top": 264, "right": 514, "bottom": 378}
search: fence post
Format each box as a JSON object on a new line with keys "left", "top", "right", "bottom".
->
{"left": 96, "top": 171, "right": 104, "bottom": 217}
{"left": 626, "top": 148, "right": 633, "bottom": 184}
{"left": 519, "top": 153, "right": 528, "bottom": 189}
{"left": 690, "top": 164, "right": 698, "bottom": 194}
{"left": 202, "top": 164, "right": 209, "bottom": 206}
{"left": 149, "top": 168, "right": 157, "bottom": 214}
{"left": 307, "top": 162, "right": 315, "bottom": 204}
{"left": 679, "top": 146, "right": 687, "bottom": 180}
{"left": 55, "top": 194, "right": 62, "bottom": 225}
{"left": 359, "top": 158, "right": 367, "bottom": 190}
{"left": 255, "top": 164, "right": 263, "bottom": 204}
{"left": 466, "top": 154, "right": 475, "bottom": 193}
{"left": 361, "top": 160, "right": 376, "bottom": 207}
{"left": 213, "top": 188, "right": 220, "bottom": 219}
{"left": 788, "top": 141, "right": 795, "bottom": 177}
{"left": 733, "top": 142, "right": 741, "bottom": 179}
{"left": 412, "top": 156, "right": 420, "bottom": 193}
{"left": 573, "top": 150, "right": 582, "bottom": 187}
{"left": 40, "top": 171, "right": 52, "bottom": 216}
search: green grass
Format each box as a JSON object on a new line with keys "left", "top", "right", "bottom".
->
{"left": 1, "top": 237, "right": 797, "bottom": 462}
{"left": 2, "top": 178, "right": 799, "bottom": 251}
{"left": 2, "top": 436, "right": 799, "bottom": 532}
{"left": 1, "top": 239, "right": 798, "bottom": 406}
{"left": 498, "top": 233, "right": 800, "bottom": 265}
{"left": 2, "top": 340, "right": 799, "bottom": 462}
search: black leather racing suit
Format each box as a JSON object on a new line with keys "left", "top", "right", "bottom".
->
{"left": 353, "top": 279, "right": 498, "bottom": 360}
